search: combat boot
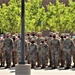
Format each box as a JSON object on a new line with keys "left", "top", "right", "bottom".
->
{"left": 41, "top": 66, "right": 45, "bottom": 69}
{"left": 72, "top": 64, "right": 75, "bottom": 68}
{"left": 31, "top": 64, "right": 34, "bottom": 69}
{"left": 0, "top": 64, "right": 4, "bottom": 67}
{"left": 64, "top": 66, "right": 70, "bottom": 69}
{"left": 5, "top": 65, "right": 10, "bottom": 69}
{"left": 11, "top": 64, "right": 15, "bottom": 67}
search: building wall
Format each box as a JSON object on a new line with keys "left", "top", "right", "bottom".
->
{"left": 0, "top": 0, "right": 75, "bottom": 6}
{"left": 0, "top": 0, "right": 9, "bottom": 5}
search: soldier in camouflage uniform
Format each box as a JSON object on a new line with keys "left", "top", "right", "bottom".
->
{"left": 0, "top": 36, "right": 5, "bottom": 67}
{"left": 72, "top": 32, "right": 75, "bottom": 68}
{"left": 44, "top": 36, "right": 49, "bottom": 44}
{"left": 11, "top": 35, "right": 17, "bottom": 67}
{"left": 49, "top": 33, "right": 60, "bottom": 69}
{"left": 59, "top": 33, "right": 65, "bottom": 67}
{"left": 29, "top": 38, "right": 38, "bottom": 68}
{"left": 39, "top": 37, "right": 49, "bottom": 69}
{"left": 16, "top": 35, "right": 21, "bottom": 63}
{"left": 48, "top": 32, "right": 53, "bottom": 67}
{"left": 63, "top": 33, "right": 74, "bottom": 69}
{"left": 25, "top": 39, "right": 29, "bottom": 62}
{"left": 44, "top": 36, "right": 49, "bottom": 66}
{"left": 36, "top": 32, "right": 43, "bottom": 67}
{"left": 31, "top": 31, "right": 38, "bottom": 42}
{"left": 4, "top": 33, "right": 13, "bottom": 68}
{"left": 26, "top": 32, "right": 32, "bottom": 42}
{"left": 25, "top": 36, "right": 31, "bottom": 64}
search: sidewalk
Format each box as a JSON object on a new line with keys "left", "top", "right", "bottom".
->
{"left": 0, "top": 67, "right": 75, "bottom": 75}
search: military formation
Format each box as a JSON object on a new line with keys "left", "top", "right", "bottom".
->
{"left": 0, "top": 31, "right": 75, "bottom": 69}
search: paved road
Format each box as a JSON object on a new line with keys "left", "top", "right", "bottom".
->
{"left": 0, "top": 67, "right": 75, "bottom": 75}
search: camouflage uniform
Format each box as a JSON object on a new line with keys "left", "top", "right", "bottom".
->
{"left": 72, "top": 32, "right": 75, "bottom": 68}
{"left": 26, "top": 32, "right": 32, "bottom": 42}
{"left": 29, "top": 38, "right": 38, "bottom": 68}
{"left": 50, "top": 33, "right": 60, "bottom": 68}
{"left": 25, "top": 40, "right": 28, "bottom": 61}
{"left": 63, "top": 33, "right": 74, "bottom": 69}
{"left": 39, "top": 37, "right": 49, "bottom": 68}
{"left": 59, "top": 34, "right": 65, "bottom": 67}
{"left": 36, "top": 32, "right": 43, "bottom": 67}
{"left": 72, "top": 38, "right": 75, "bottom": 68}
{"left": 25, "top": 37, "right": 31, "bottom": 64}
{"left": 4, "top": 34, "right": 13, "bottom": 68}
{"left": 31, "top": 32, "right": 38, "bottom": 43}
{"left": 16, "top": 38, "right": 21, "bottom": 63}
{"left": 0, "top": 37, "right": 5, "bottom": 67}
{"left": 48, "top": 32, "right": 53, "bottom": 67}
{"left": 11, "top": 35, "right": 17, "bottom": 67}
{"left": 44, "top": 36, "right": 49, "bottom": 44}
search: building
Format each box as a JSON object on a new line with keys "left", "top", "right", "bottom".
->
{"left": 0, "top": 0, "right": 75, "bottom": 5}
{"left": 42, "top": 0, "right": 75, "bottom": 7}
{"left": 0, "top": 0, "right": 9, "bottom": 5}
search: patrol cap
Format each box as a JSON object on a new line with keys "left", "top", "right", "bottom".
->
{"left": 31, "top": 38, "right": 35, "bottom": 41}
{"left": 49, "top": 32, "right": 53, "bottom": 35}
{"left": 53, "top": 33, "right": 56, "bottom": 36}
{"left": 61, "top": 33, "right": 65, "bottom": 36}
{"left": 12, "top": 34, "right": 15, "bottom": 37}
{"left": 31, "top": 31, "right": 36, "bottom": 36}
{"left": 37, "top": 32, "right": 42, "bottom": 35}
{"left": 41, "top": 37, "right": 45, "bottom": 41}
{"left": 27, "top": 31, "right": 31, "bottom": 35}
{"left": 66, "top": 33, "right": 70, "bottom": 36}
{"left": 6, "top": 32, "right": 11, "bottom": 37}
{"left": 44, "top": 36, "right": 48, "bottom": 39}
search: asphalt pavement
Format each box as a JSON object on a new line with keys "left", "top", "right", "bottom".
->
{"left": 0, "top": 67, "right": 75, "bottom": 75}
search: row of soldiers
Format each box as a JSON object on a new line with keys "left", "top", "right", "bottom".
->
{"left": 26, "top": 32, "right": 75, "bottom": 69}
{"left": 0, "top": 32, "right": 75, "bottom": 69}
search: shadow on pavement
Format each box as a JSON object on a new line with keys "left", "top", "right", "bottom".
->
{"left": 9, "top": 67, "right": 15, "bottom": 70}
{"left": 0, "top": 67, "right": 5, "bottom": 70}
{"left": 44, "top": 67, "right": 54, "bottom": 70}
{"left": 10, "top": 71, "right": 15, "bottom": 73}
{"left": 33, "top": 67, "right": 42, "bottom": 70}
{"left": 70, "top": 68, "right": 75, "bottom": 71}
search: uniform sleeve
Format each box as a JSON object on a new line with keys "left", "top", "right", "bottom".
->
{"left": 48, "top": 40, "right": 51, "bottom": 57}
{"left": 71, "top": 40, "right": 74, "bottom": 51}
{"left": 58, "top": 40, "right": 60, "bottom": 51}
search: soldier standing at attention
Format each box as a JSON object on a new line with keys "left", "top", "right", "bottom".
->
{"left": 16, "top": 34, "right": 21, "bottom": 63}
{"left": 39, "top": 37, "right": 49, "bottom": 69}
{"left": 4, "top": 33, "right": 13, "bottom": 68}
{"left": 26, "top": 32, "right": 32, "bottom": 42}
{"left": 50, "top": 33, "right": 60, "bottom": 69}
{"left": 72, "top": 32, "right": 75, "bottom": 68}
{"left": 0, "top": 36, "right": 5, "bottom": 67}
{"left": 29, "top": 38, "right": 38, "bottom": 68}
{"left": 63, "top": 33, "right": 74, "bottom": 69}
{"left": 48, "top": 32, "right": 53, "bottom": 67}
{"left": 36, "top": 32, "right": 43, "bottom": 67}
{"left": 25, "top": 38, "right": 28, "bottom": 62}
{"left": 11, "top": 35, "right": 17, "bottom": 67}
{"left": 59, "top": 33, "right": 65, "bottom": 67}
{"left": 31, "top": 31, "right": 38, "bottom": 42}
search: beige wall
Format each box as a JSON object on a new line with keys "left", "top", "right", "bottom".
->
{"left": 0, "top": 0, "right": 9, "bottom": 5}
{"left": 0, "top": 0, "right": 75, "bottom": 5}
{"left": 0, "top": 0, "right": 75, "bottom": 6}
{"left": 42, "top": 0, "right": 69, "bottom": 7}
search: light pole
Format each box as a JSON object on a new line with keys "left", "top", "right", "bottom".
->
{"left": 19, "top": 0, "right": 25, "bottom": 64}
{"left": 15, "top": 0, "right": 31, "bottom": 75}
